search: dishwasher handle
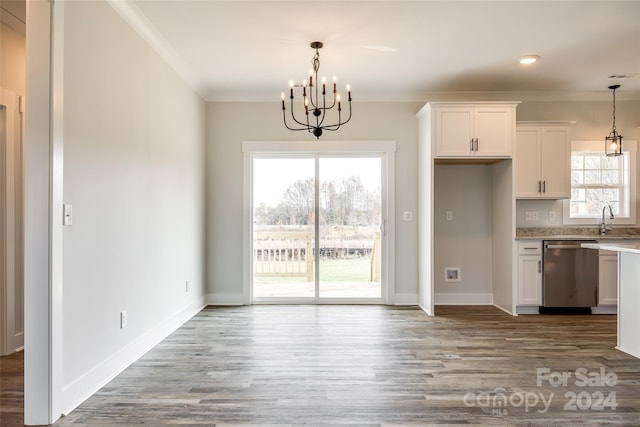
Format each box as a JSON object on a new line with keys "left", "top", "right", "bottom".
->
{"left": 544, "top": 244, "right": 587, "bottom": 250}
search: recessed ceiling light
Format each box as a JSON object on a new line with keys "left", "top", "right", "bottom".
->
{"left": 519, "top": 55, "right": 539, "bottom": 65}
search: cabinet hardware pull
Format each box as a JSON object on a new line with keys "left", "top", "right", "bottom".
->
{"left": 538, "top": 181, "right": 541, "bottom": 193}
{"left": 543, "top": 180, "right": 546, "bottom": 193}
{"left": 470, "top": 138, "right": 474, "bottom": 152}
{"left": 538, "top": 260, "right": 542, "bottom": 273}
{"left": 523, "top": 247, "right": 538, "bottom": 250}
{"left": 474, "top": 138, "right": 479, "bottom": 151}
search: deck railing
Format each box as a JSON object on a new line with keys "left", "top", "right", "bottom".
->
{"left": 253, "top": 230, "right": 381, "bottom": 282}
{"left": 254, "top": 231, "right": 313, "bottom": 281}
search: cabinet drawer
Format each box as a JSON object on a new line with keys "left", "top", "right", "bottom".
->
{"left": 518, "top": 241, "right": 542, "bottom": 255}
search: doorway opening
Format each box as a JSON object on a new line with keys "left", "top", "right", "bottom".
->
{"left": 243, "top": 141, "right": 395, "bottom": 305}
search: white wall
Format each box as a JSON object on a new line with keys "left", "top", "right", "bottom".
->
{"left": 59, "top": 1, "right": 206, "bottom": 414}
{"left": 516, "top": 100, "right": 640, "bottom": 227}
{"left": 206, "top": 102, "right": 421, "bottom": 302}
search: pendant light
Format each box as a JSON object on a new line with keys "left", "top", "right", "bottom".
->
{"left": 605, "top": 84, "right": 623, "bottom": 157}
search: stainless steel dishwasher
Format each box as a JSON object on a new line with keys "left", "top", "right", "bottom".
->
{"left": 541, "top": 240, "right": 599, "bottom": 314}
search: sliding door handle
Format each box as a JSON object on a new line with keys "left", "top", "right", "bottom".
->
{"left": 380, "top": 220, "right": 385, "bottom": 236}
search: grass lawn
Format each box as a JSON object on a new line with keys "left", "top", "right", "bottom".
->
{"left": 258, "top": 257, "right": 371, "bottom": 282}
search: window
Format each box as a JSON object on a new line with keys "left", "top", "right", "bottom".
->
{"left": 563, "top": 141, "right": 636, "bottom": 225}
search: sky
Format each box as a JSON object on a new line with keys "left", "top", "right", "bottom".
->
{"left": 253, "top": 157, "right": 381, "bottom": 207}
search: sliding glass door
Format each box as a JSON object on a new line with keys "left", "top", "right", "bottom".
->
{"left": 251, "top": 154, "right": 384, "bottom": 303}
{"left": 318, "top": 157, "right": 381, "bottom": 299}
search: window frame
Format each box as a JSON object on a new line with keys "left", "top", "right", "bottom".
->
{"left": 563, "top": 140, "right": 637, "bottom": 226}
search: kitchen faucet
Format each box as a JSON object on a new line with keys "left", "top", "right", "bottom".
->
{"left": 601, "top": 204, "right": 615, "bottom": 235}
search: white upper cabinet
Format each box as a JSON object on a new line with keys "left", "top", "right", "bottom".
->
{"left": 515, "top": 122, "right": 573, "bottom": 199}
{"left": 432, "top": 103, "right": 519, "bottom": 158}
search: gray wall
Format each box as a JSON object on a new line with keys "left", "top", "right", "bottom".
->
{"left": 205, "top": 100, "right": 640, "bottom": 302}
{"left": 0, "top": 12, "right": 25, "bottom": 355}
{"left": 206, "top": 102, "right": 421, "bottom": 300}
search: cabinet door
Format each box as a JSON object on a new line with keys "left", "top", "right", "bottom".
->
{"left": 515, "top": 129, "right": 541, "bottom": 197}
{"left": 540, "top": 128, "right": 570, "bottom": 198}
{"left": 598, "top": 252, "right": 618, "bottom": 305}
{"left": 474, "top": 108, "right": 513, "bottom": 157}
{"left": 435, "top": 108, "right": 474, "bottom": 157}
{"left": 518, "top": 255, "right": 542, "bottom": 305}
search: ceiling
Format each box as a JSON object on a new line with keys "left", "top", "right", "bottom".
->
{"left": 18, "top": 0, "right": 640, "bottom": 102}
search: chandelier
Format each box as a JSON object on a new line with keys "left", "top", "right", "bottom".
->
{"left": 281, "top": 42, "right": 352, "bottom": 139}
{"left": 605, "top": 84, "right": 623, "bottom": 157}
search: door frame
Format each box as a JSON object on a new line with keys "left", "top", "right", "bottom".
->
{"left": 242, "top": 140, "right": 396, "bottom": 305}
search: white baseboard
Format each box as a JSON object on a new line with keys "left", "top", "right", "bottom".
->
{"left": 494, "top": 303, "right": 515, "bottom": 316}
{"left": 516, "top": 305, "right": 540, "bottom": 315}
{"left": 418, "top": 303, "right": 434, "bottom": 316}
{"left": 434, "top": 292, "right": 493, "bottom": 305}
{"left": 61, "top": 298, "right": 205, "bottom": 416}
{"left": 392, "top": 292, "right": 418, "bottom": 306}
{"left": 205, "top": 293, "right": 246, "bottom": 306}
{"left": 591, "top": 305, "right": 617, "bottom": 314}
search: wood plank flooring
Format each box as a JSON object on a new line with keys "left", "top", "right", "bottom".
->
{"left": 0, "top": 350, "right": 23, "bottom": 426}
{"left": 3, "top": 305, "right": 640, "bottom": 425}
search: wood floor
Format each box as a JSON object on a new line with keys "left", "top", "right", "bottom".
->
{"left": 3, "top": 305, "right": 640, "bottom": 425}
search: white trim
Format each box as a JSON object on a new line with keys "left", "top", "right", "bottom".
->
{"left": 434, "top": 292, "right": 493, "bottom": 305}
{"left": 563, "top": 140, "right": 637, "bottom": 226}
{"left": 61, "top": 300, "right": 205, "bottom": 416}
{"left": 515, "top": 305, "right": 540, "bottom": 315}
{"left": 591, "top": 305, "right": 617, "bottom": 315}
{"left": 241, "top": 140, "right": 397, "bottom": 306}
{"left": 393, "top": 292, "right": 418, "bottom": 305}
{"left": 0, "top": 88, "right": 17, "bottom": 356}
{"left": 50, "top": 1, "right": 65, "bottom": 420}
{"left": 418, "top": 303, "right": 433, "bottom": 316}
{"left": 205, "top": 293, "right": 246, "bottom": 306}
{"left": 494, "top": 303, "right": 515, "bottom": 316}
{"left": 106, "top": 0, "right": 202, "bottom": 98}
{"left": 24, "top": 1, "right": 54, "bottom": 424}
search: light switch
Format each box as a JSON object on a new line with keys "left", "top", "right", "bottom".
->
{"left": 446, "top": 211, "right": 453, "bottom": 221}
{"left": 63, "top": 204, "right": 73, "bottom": 226}
{"left": 403, "top": 211, "right": 413, "bottom": 221}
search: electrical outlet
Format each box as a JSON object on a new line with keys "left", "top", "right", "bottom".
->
{"left": 120, "top": 311, "right": 127, "bottom": 329}
{"left": 548, "top": 211, "right": 557, "bottom": 221}
{"left": 446, "top": 211, "right": 453, "bottom": 221}
{"left": 525, "top": 211, "right": 539, "bottom": 221}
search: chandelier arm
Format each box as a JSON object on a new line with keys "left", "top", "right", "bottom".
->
{"left": 321, "top": 101, "right": 353, "bottom": 130}
{"left": 282, "top": 109, "right": 312, "bottom": 132}
{"left": 287, "top": 96, "right": 314, "bottom": 129}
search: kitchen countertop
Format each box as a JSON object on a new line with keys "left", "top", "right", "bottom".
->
{"left": 515, "top": 227, "right": 640, "bottom": 241}
{"left": 582, "top": 242, "right": 640, "bottom": 254}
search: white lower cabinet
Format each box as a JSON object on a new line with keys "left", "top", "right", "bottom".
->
{"left": 517, "top": 242, "right": 542, "bottom": 306}
{"left": 598, "top": 249, "right": 618, "bottom": 306}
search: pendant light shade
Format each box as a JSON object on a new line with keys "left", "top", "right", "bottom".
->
{"left": 605, "top": 84, "right": 623, "bottom": 157}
